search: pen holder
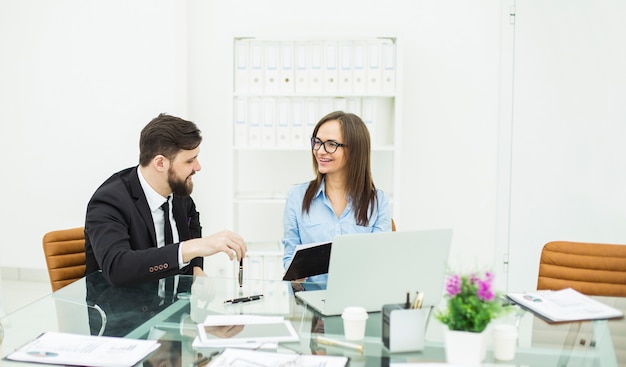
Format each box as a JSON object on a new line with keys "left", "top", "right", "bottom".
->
{"left": 382, "top": 303, "right": 431, "bottom": 353}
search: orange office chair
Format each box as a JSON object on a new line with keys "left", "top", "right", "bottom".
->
{"left": 533, "top": 240, "right": 626, "bottom": 366}
{"left": 42, "top": 227, "right": 86, "bottom": 292}
{"left": 537, "top": 240, "right": 626, "bottom": 297}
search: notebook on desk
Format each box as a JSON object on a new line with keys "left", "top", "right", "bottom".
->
{"left": 295, "top": 229, "right": 453, "bottom": 316}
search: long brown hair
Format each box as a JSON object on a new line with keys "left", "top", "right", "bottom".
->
{"left": 302, "top": 111, "right": 378, "bottom": 226}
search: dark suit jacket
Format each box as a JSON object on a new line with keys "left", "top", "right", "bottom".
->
{"left": 85, "top": 166, "right": 203, "bottom": 287}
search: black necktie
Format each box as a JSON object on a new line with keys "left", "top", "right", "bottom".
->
{"left": 161, "top": 197, "right": 174, "bottom": 300}
{"left": 161, "top": 198, "right": 173, "bottom": 246}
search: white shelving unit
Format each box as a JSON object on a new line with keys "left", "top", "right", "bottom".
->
{"left": 231, "top": 36, "right": 400, "bottom": 280}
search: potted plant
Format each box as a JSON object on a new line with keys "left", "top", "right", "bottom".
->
{"left": 435, "top": 271, "right": 505, "bottom": 365}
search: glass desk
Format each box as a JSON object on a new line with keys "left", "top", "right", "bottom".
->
{"left": 1, "top": 272, "right": 624, "bottom": 367}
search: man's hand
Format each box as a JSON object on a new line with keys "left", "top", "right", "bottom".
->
{"left": 181, "top": 230, "right": 246, "bottom": 262}
{"left": 203, "top": 324, "right": 245, "bottom": 338}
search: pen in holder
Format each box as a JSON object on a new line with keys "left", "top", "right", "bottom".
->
{"left": 382, "top": 303, "right": 432, "bottom": 353}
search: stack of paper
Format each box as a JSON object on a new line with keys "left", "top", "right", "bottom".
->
{"left": 507, "top": 288, "right": 624, "bottom": 323}
{"left": 5, "top": 331, "right": 160, "bottom": 367}
{"left": 204, "top": 348, "right": 348, "bottom": 367}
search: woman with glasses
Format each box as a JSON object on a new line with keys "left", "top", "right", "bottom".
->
{"left": 281, "top": 111, "right": 392, "bottom": 290}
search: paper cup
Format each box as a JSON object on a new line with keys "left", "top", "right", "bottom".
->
{"left": 341, "top": 306, "right": 368, "bottom": 341}
{"left": 493, "top": 324, "right": 518, "bottom": 361}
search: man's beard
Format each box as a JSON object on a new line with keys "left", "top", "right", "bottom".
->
{"left": 168, "top": 168, "right": 194, "bottom": 197}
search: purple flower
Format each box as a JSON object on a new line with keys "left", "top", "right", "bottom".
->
{"left": 484, "top": 271, "right": 494, "bottom": 282}
{"left": 445, "top": 274, "right": 461, "bottom": 296}
{"left": 436, "top": 270, "right": 503, "bottom": 332}
{"left": 476, "top": 272, "right": 495, "bottom": 301}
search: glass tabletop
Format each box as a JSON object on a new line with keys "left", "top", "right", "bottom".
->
{"left": 1, "top": 272, "right": 624, "bottom": 367}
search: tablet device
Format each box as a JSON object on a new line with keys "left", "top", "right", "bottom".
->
{"left": 195, "top": 319, "right": 299, "bottom": 346}
{"left": 282, "top": 241, "right": 332, "bottom": 281}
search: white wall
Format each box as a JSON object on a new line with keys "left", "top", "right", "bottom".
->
{"left": 394, "top": 2, "right": 503, "bottom": 272}
{"left": 0, "top": 0, "right": 188, "bottom": 272}
{"left": 2, "top": 0, "right": 623, "bottom": 294}
{"left": 504, "top": 0, "right": 626, "bottom": 292}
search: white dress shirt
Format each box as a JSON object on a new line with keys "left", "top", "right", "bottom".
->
{"left": 137, "top": 167, "right": 188, "bottom": 268}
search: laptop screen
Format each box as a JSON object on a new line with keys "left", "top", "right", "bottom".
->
{"left": 296, "top": 229, "right": 453, "bottom": 316}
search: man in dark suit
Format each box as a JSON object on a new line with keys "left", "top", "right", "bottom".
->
{"left": 84, "top": 113, "right": 246, "bottom": 287}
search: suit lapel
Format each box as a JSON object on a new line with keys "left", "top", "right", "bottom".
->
{"left": 129, "top": 167, "right": 158, "bottom": 245}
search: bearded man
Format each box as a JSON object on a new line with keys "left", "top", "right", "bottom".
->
{"left": 84, "top": 113, "right": 246, "bottom": 287}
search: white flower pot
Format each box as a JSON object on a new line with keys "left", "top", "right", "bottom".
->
{"left": 443, "top": 327, "right": 487, "bottom": 366}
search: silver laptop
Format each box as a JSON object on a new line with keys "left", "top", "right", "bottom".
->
{"left": 295, "top": 229, "right": 453, "bottom": 316}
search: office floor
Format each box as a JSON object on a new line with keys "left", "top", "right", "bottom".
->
{"left": 0, "top": 278, "right": 50, "bottom": 316}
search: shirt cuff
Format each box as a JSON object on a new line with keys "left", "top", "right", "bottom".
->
{"left": 178, "top": 241, "right": 189, "bottom": 269}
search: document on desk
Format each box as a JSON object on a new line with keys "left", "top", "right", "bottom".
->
{"left": 507, "top": 288, "right": 624, "bottom": 323}
{"left": 206, "top": 348, "right": 348, "bottom": 367}
{"left": 5, "top": 331, "right": 160, "bottom": 367}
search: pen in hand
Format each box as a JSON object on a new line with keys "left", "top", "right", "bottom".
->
{"left": 238, "top": 259, "right": 243, "bottom": 288}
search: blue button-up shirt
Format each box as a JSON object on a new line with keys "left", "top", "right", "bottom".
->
{"left": 281, "top": 179, "right": 391, "bottom": 286}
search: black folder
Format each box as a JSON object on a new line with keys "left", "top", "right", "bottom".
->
{"left": 282, "top": 242, "right": 332, "bottom": 281}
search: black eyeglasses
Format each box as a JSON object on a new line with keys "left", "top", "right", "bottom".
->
{"left": 311, "top": 137, "right": 345, "bottom": 154}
